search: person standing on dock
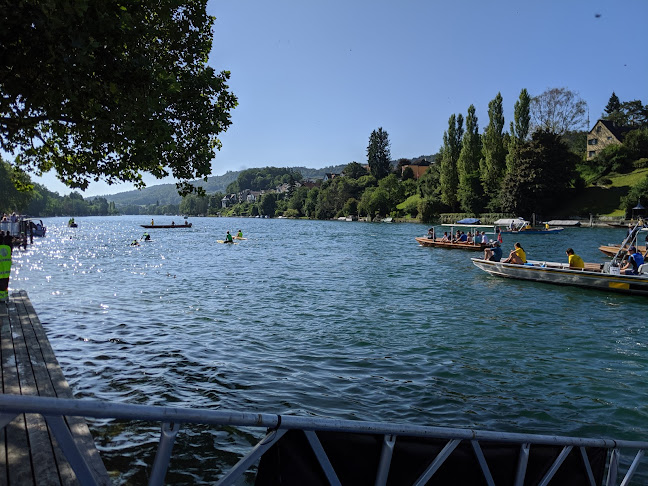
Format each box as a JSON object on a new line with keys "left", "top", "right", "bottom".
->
{"left": 0, "top": 232, "right": 13, "bottom": 301}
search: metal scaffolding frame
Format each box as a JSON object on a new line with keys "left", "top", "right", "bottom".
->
{"left": 0, "top": 394, "right": 645, "bottom": 486}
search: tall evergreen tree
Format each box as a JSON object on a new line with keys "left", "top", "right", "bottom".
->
{"left": 457, "top": 105, "right": 483, "bottom": 213}
{"left": 480, "top": 93, "right": 507, "bottom": 210}
{"left": 604, "top": 92, "right": 621, "bottom": 118}
{"left": 439, "top": 114, "right": 463, "bottom": 211}
{"left": 507, "top": 88, "right": 531, "bottom": 172}
{"left": 366, "top": 127, "right": 391, "bottom": 180}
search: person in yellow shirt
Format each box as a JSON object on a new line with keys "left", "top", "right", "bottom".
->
{"left": 566, "top": 248, "right": 585, "bottom": 269}
{"left": 503, "top": 242, "right": 526, "bottom": 264}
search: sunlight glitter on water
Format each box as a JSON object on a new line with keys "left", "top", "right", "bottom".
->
{"left": 8, "top": 215, "right": 648, "bottom": 483}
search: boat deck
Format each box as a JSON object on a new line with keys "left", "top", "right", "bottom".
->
{"left": 1, "top": 291, "right": 110, "bottom": 485}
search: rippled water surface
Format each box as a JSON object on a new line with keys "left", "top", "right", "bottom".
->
{"left": 10, "top": 216, "right": 648, "bottom": 483}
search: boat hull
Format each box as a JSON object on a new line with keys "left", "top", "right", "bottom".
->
{"left": 499, "top": 227, "right": 564, "bottom": 234}
{"left": 599, "top": 244, "right": 647, "bottom": 257}
{"left": 415, "top": 237, "right": 487, "bottom": 251}
{"left": 140, "top": 224, "right": 192, "bottom": 229}
{"left": 471, "top": 258, "right": 648, "bottom": 295}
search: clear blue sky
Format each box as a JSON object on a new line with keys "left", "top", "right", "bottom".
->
{"left": 33, "top": 0, "right": 648, "bottom": 197}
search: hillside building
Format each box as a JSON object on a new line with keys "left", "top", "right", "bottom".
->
{"left": 586, "top": 119, "right": 632, "bottom": 160}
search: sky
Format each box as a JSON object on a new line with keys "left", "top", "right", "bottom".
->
{"left": 30, "top": 0, "right": 648, "bottom": 197}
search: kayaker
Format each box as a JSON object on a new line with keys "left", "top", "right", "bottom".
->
{"left": 237, "top": 229, "right": 244, "bottom": 238}
{"left": 131, "top": 239, "right": 140, "bottom": 246}
{"left": 225, "top": 231, "right": 234, "bottom": 243}
{"left": 142, "top": 232, "right": 151, "bottom": 241}
{"left": 565, "top": 248, "right": 585, "bottom": 269}
{"left": 621, "top": 246, "right": 644, "bottom": 275}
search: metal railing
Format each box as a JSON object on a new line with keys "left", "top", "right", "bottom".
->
{"left": 0, "top": 394, "right": 646, "bottom": 486}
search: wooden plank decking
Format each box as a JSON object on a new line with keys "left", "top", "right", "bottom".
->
{"left": 1, "top": 291, "right": 110, "bottom": 485}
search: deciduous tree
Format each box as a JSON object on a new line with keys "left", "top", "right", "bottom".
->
{"left": 0, "top": 0, "right": 237, "bottom": 195}
{"left": 500, "top": 130, "right": 578, "bottom": 217}
{"left": 530, "top": 87, "right": 587, "bottom": 136}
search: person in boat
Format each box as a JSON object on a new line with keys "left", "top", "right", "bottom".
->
{"left": 458, "top": 231, "right": 467, "bottom": 243}
{"left": 151, "top": 219, "right": 154, "bottom": 226}
{"left": 237, "top": 229, "right": 244, "bottom": 238}
{"left": 621, "top": 246, "right": 644, "bottom": 275}
{"left": 481, "top": 231, "right": 489, "bottom": 245}
{"left": 474, "top": 232, "right": 481, "bottom": 244}
{"left": 484, "top": 241, "right": 502, "bottom": 262}
{"left": 171, "top": 221, "right": 175, "bottom": 226}
{"left": 565, "top": 248, "right": 585, "bottom": 269}
{"left": 225, "top": 231, "right": 234, "bottom": 243}
{"left": 426, "top": 227, "right": 435, "bottom": 239}
{"left": 466, "top": 232, "right": 473, "bottom": 244}
{"left": 503, "top": 242, "right": 526, "bottom": 264}
{"left": 440, "top": 232, "right": 449, "bottom": 242}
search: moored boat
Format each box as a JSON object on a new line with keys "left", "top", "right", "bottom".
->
{"left": 141, "top": 222, "right": 192, "bottom": 229}
{"left": 471, "top": 258, "right": 648, "bottom": 295}
{"left": 474, "top": 221, "right": 648, "bottom": 295}
{"left": 494, "top": 218, "right": 563, "bottom": 234}
{"left": 599, "top": 244, "right": 647, "bottom": 257}
{"left": 416, "top": 223, "right": 498, "bottom": 251}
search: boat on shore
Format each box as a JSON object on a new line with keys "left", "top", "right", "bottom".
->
{"left": 473, "top": 222, "right": 648, "bottom": 295}
{"left": 141, "top": 222, "right": 192, "bottom": 229}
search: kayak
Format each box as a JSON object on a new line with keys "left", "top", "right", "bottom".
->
{"left": 216, "top": 240, "right": 238, "bottom": 244}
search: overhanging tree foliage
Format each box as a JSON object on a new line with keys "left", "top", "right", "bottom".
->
{"left": 0, "top": 0, "right": 237, "bottom": 195}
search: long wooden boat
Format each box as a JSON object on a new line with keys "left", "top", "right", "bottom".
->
{"left": 599, "top": 244, "right": 647, "bottom": 257}
{"left": 415, "top": 237, "right": 487, "bottom": 251}
{"left": 140, "top": 223, "right": 192, "bottom": 229}
{"left": 471, "top": 258, "right": 648, "bottom": 295}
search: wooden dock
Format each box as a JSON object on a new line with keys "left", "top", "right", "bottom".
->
{"left": 1, "top": 291, "right": 110, "bottom": 485}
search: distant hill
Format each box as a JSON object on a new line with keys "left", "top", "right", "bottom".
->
{"left": 97, "top": 158, "right": 433, "bottom": 207}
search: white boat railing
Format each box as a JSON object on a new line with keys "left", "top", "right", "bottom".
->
{"left": 1, "top": 394, "right": 646, "bottom": 486}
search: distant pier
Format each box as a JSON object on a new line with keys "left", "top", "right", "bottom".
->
{"left": 1, "top": 291, "right": 110, "bottom": 485}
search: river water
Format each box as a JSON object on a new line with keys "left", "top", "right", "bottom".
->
{"left": 9, "top": 216, "right": 648, "bottom": 484}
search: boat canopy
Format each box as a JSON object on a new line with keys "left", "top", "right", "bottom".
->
{"left": 493, "top": 217, "right": 527, "bottom": 226}
{"left": 456, "top": 217, "right": 481, "bottom": 224}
